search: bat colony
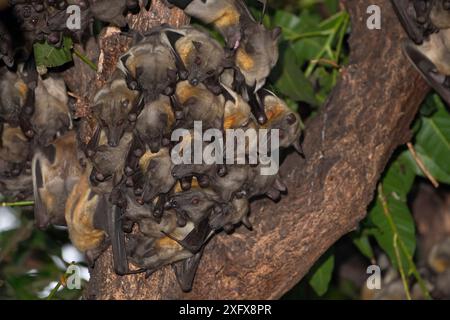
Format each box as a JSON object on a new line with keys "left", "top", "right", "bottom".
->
{"left": 391, "top": 0, "right": 450, "bottom": 105}
{"left": 0, "top": 0, "right": 303, "bottom": 291}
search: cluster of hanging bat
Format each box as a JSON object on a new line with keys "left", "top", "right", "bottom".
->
{"left": 0, "top": 0, "right": 305, "bottom": 291}
{"left": 391, "top": 0, "right": 450, "bottom": 105}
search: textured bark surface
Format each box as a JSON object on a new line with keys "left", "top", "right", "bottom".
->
{"left": 85, "top": 0, "right": 430, "bottom": 299}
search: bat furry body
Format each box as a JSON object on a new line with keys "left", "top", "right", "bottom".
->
{"left": 93, "top": 70, "right": 141, "bottom": 147}
{"left": 32, "top": 75, "right": 71, "bottom": 146}
{"left": 32, "top": 131, "right": 86, "bottom": 229}
{"left": 0, "top": 67, "right": 29, "bottom": 127}
{"left": 135, "top": 95, "right": 175, "bottom": 153}
{"left": 391, "top": 0, "right": 450, "bottom": 104}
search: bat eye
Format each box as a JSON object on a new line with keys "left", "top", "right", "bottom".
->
{"left": 22, "top": 6, "right": 31, "bottom": 18}
{"left": 117, "top": 119, "right": 124, "bottom": 126}
{"left": 121, "top": 99, "right": 129, "bottom": 108}
{"left": 31, "top": 16, "right": 39, "bottom": 25}
{"left": 191, "top": 197, "right": 200, "bottom": 205}
{"left": 207, "top": 70, "right": 215, "bottom": 75}
{"left": 286, "top": 113, "right": 297, "bottom": 125}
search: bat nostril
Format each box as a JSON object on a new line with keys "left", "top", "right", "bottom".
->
{"left": 108, "top": 140, "right": 118, "bottom": 147}
{"left": 190, "top": 78, "right": 199, "bottom": 86}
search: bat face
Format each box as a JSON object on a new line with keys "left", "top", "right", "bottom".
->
{"left": 209, "top": 165, "right": 249, "bottom": 202}
{"left": 174, "top": 81, "right": 225, "bottom": 130}
{"left": 209, "top": 196, "right": 249, "bottom": 231}
{"left": 119, "top": 35, "right": 178, "bottom": 103}
{"left": 236, "top": 24, "right": 281, "bottom": 90}
{"left": 166, "top": 187, "right": 221, "bottom": 225}
{"left": 137, "top": 148, "right": 176, "bottom": 204}
{"left": 170, "top": 26, "right": 226, "bottom": 86}
{"left": 0, "top": 68, "right": 28, "bottom": 126}
{"left": 222, "top": 84, "right": 253, "bottom": 130}
{"left": 93, "top": 73, "right": 140, "bottom": 147}
{"left": 33, "top": 76, "right": 71, "bottom": 146}
{"left": 90, "top": 131, "right": 133, "bottom": 187}
{"left": 135, "top": 95, "right": 175, "bottom": 153}
{"left": 261, "top": 93, "right": 301, "bottom": 149}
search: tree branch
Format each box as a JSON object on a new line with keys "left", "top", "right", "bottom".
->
{"left": 85, "top": 0, "right": 430, "bottom": 299}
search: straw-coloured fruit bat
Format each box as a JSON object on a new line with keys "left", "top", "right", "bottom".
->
{"left": 260, "top": 90, "right": 302, "bottom": 152}
{"left": 173, "top": 81, "right": 225, "bottom": 130}
{"left": 32, "top": 75, "right": 72, "bottom": 146}
{"left": 391, "top": 0, "right": 450, "bottom": 105}
{"left": 32, "top": 131, "right": 86, "bottom": 229}
{"left": 209, "top": 196, "right": 250, "bottom": 232}
{"left": 0, "top": 67, "right": 30, "bottom": 127}
{"left": 0, "top": 124, "right": 30, "bottom": 177}
{"left": 134, "top": 148, "right": 176, "bottom": 205}
{"left": 162, "top": 26, "right": 228, "bottom": 91}
{"left": 135, "top": 95, "right": 175, "bottom": 153}
{"left": 65, "top": 170, "right": 108, "bottom": 266}
{"left": 89, "top": 130, "right": 133, "bottom": 189}
{"left": 93, "top": 70, "right": 141, "bottom": 147}
{"left": 165, "top": 0, "right": 280, "bottom": 100}
{"left": 118, "top": 32, "right": 180, "bottom": 103}
{"left": 126, "top": 209, "right": 197, "bottom": 271}
{"left": 165, "top": 0, "right": 268, "bottom": 49}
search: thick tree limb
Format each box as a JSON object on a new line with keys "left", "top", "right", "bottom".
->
{"left": 85, "top": 0, "right": 430, "bottom": 299}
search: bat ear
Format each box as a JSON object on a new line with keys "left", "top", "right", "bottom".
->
{"left": 272, "top": 27, "right": 282, "bottom": 41}
{"left": 192, "top": 41, "right": 202, "bottom": 51}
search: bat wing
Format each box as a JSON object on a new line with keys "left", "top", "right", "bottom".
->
{"left": 172, "top": 247, "right": 204, "bottom": 292}
{"left": 390, "top": 0, "right": 424, "bottom": 44}
{"left": 110, "top": 203, "right": 129, "bottom": 275}
{"left": 32, "top": 157, "right": 50, "bottom": 230}
{"left": 403, "top": 41, "right": 450, "bottom": 105}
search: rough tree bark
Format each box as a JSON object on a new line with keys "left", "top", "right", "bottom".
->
{"left": 83, "top": 0, "right": 431, "bottom": 299}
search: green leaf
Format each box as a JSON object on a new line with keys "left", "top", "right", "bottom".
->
{"left": 367, "top": 152, "right": 417, "bottom": 273}
{"left": 308, "top": 253, "right": 335, "bottom": 296}
{"left": 405, "top": 95, "right": 450, "bottom": 184}
{"left": 351, "top": 233, "right": 374, "bottom": 260}
{"left": 33, "top": 37, "right": 73, "bottom": 69}
{"left": 272, "top": 45, "right": 317, "bottom": 105}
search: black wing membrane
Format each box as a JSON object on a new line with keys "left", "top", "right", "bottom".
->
{"left": 390, "top": 0, "right": 425, "bottom": 44}
{"left": 403, "top": 41, "right": 450, "bottom": 105}
{"left": 172, "top": 247, "right": 205, "bottom": 292}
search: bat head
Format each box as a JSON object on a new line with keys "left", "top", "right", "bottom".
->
{"left": 262, "top": 93, "right": 301, "bottom": 149}
{"left": 166, "top": 187, "right": 220, "bottom": 225}
{"left": 238, "top": 25, "right": 281, "bottom": 90}
{"left": 93, "top": 77, "right": 139, "bottom": 147}
{"left": 185, "top": 39, "right": 225, "bottom": 86}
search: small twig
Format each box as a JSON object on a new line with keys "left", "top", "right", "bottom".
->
{"left": 310, "top": 59, "right": 340, "bottom": 69}
{"left": 67, "top": 91, "right": 82, "bottom": 100}
{"left": 1, "top": 201, "right": 35, "bottom": 207}
{"left": 407, "top": 142, "right": 439, "bottom": 188}
{"left": 73, "top": 49, "right": 98, "bottom": 72}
